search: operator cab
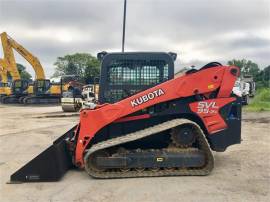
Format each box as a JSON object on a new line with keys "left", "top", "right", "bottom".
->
{"left": 97, "top": 52, "right": 176, "bottom": 103}
{"left": 11, "top": 79, "right": 29, "bottom": 95}
{"left": 0, "top": 82, "right": 9, "bottom": 87}
{"left": 33, "top": 79, "right": 51, "bottom": 95}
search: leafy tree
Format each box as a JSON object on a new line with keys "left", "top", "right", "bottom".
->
{"left": 255, "top": 65, "right": 270, "bottom": 88}
{"left": 53, "top": 53, "right": 100, "bottom": 83}
{"left": 17, "top": 63, "right": 32, "bottom": 81}
{"left": 7, "top": 63, "right": 32, "bottom": 81}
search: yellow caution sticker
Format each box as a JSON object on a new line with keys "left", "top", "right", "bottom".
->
{"left": 208, "top": 84, "right": 214, "bottom": 89}
{"left": 156, "top": 157, "right": 164, "bottom": 162}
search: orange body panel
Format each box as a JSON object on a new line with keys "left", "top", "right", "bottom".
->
{"left": 75, "top": 65, "right": 239, "bottom": 167}
{"left": 189, "top": 97, "right": 236, "bottom": 133}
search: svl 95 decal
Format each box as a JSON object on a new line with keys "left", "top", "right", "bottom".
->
{"left": 197, "top": 101, "right": 218, "bottom": 114}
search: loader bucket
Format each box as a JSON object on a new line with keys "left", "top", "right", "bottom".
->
{"left": 9, "top": 125, "right": 77, "bottom": 183}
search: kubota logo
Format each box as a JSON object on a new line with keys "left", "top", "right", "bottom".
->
{"left": 197, "top": 101, "right": 218, "bottom": 113}
{"left": 131, "top": 88, "right": 165, "bottom": 107}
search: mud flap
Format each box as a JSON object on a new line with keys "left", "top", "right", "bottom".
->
{"left": 9, "top": 125, "right": 77, "bottom": 183}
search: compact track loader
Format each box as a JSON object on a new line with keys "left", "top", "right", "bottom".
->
{"left": 9, "top": 52, "right": 241, "bottom": 182}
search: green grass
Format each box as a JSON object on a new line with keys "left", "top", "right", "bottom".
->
{"left": 245, "top": 88, "right": 270, "bottom": 112}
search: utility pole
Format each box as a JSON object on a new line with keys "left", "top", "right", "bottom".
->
{"left": 122, "top": 0, "right": 127, "bottom": 52}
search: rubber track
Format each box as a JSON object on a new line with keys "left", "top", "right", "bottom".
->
{"left": 23, "top": 96, "right": 60, "bottom": 104}
{"left": 84, "top": 119, "right": 214, "bottom": 178}
{"left": 1, "top": 96, "right": 20, "bottom": 104}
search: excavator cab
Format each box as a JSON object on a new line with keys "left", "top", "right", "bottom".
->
{"left": 33, "top": 79, "right": 51, "bottom": 95}
{"left": 0, "top": 81, "right": 11, "bottom": 96}
{"left": 98, "top": 52, "right": 175, "bottom": 103}
{"left": 0, "top": 82, "right": 8, "bottom": 87}
{"left": 11, "top": 79, "right": 29, "bottom": 95}
{"left": 22, "top": 79, "right": 63, "bottom": 104}
{"left": 0, "top": 80, "right": 28, "bottom": 103}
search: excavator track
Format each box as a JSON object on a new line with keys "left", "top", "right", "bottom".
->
{"left": 84, "top": 119, "right": 214, "bottom": 178}
{"left": 23, "top": 96, "right": 60, "bottom": 104}
{"left": 1, "top": 95, "right": 20, "bottom": 104}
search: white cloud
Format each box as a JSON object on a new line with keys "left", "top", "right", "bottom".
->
{"left": 0, "top": 0, "right": 269, "bottom": 77}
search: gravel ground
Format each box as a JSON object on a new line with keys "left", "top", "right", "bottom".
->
{"left": 0, "top": 105, "right": 269, "bottom": 202}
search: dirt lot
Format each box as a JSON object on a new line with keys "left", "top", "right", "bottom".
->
{"left": 0, "top": 105, "right": 269, "bottom": 202}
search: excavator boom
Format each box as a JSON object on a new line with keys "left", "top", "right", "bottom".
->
{"left": 1, "top": 32, "right": 45, "bottom": 80}
{"left": 0, "top": 33, "right": 20, "bottom": 80}
{"left": 0, "top": 59, "right": 11, "bottom": 96}
{"left": 0, "top": 59, "right": 8, "bottom": 83}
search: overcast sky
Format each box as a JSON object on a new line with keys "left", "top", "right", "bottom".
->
{"left": 0, "top": 0, "right": 269, "bottom": 77}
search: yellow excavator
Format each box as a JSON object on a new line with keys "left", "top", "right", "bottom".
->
{"left": 0, "top": 59, "right": 33, "bottom": 102}
{"left": 0, "top": 32, "right": 69, "bottom": 104}
{"left": 0, "top": 33, "right": 30, "bottom": 104}
{"left": 0, "top": 59, "right": 11, "bottom": 97}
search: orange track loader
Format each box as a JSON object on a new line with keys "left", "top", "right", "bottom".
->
{"left": 9, "top": 52, "right": 241, "bottom": 182}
